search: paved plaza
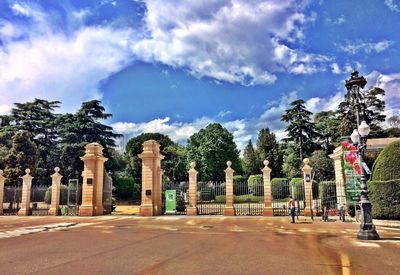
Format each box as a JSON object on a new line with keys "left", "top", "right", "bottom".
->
{"left": 0, "top": 215, "right": 399, "bottom": 275}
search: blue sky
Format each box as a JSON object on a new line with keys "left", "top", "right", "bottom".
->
{"left": 1, "top": 0, "right": 400, "bottom": 152}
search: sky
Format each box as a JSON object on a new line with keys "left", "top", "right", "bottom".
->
{"left": 0, "top": 0, "right": 400, "bottom": 152}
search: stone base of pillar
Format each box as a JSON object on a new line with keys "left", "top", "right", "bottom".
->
{"left": 48, "top": 207, "right": 59, "bottom": 216}
{"left": 304, "top": 208, "right": 312, "bottom": 217}
{"left": 94, "top": 206, "right": 104, "bottom": 216}
{"left": 18, "top": 208, "right": 31, "bottom": 216}
{"left": 139, "top": 205, "right": 154, "bottom": 216}
{"left": 0, "top": 209, "right": 3, "bottom": 215}
{"left": 187, "top": 207, "right": 198, "bottom": 215}
{"left": 79, "top": 205, "right": 95, "bottom": 216}
{"left": 263, "top": 207, "right": 273, "bottom": 216}
{"left": 224, "top": 206, "right": 235, "bottom": 216}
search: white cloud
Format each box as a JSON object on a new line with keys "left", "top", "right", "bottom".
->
{"left": 326, "top": 15, "right": 346, "bottom": 25}
{"left": 385, "top": 0, "right": 400, "bottom": 12}
{"left": 340, "top": 40, "right": 393, "bottom": 54}
{"left": 11, "top": 3, "right": 31, "bottom": 17}
{"left": 217, "top": 110, "right": 232, "bottom": 117}
{"left": 331, "top": 63, "right": 341, "bottom": 74}
{"left": 132, "top": 0, "right": 331, "bottom": 86}
{"left": 305, "top": 92, "right": 344, "bottom": 113}
{"left": 0, "top": 104, "right": 12, "bottom": 115}
{"left": 0, "top": 4, "right": 135, "bottom": 113}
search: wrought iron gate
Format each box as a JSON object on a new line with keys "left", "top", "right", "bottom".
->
{"left": 197, "top": 181, "right": 225, "bottom": 215}
{"left": 272, "top": 180, "right": 305, "bottom": 216}
{"left": 3, "top": 185, "right": 22, "bottom": 215}
{"left": 60, "top": 179, "right": 81, "bottom": 215}
{"left": 103, "top": 171, "right": 113, "bottom": 214}
{"left": 233, "top": 181, "right": 264, "bottom": 215}
{"left": 30, "top": 185, "right": 50, "bottom": 215}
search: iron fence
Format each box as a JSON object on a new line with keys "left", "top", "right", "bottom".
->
{"left": 233, "top": 181, "right": 264, "bottom": 215}
{"left": 197, "top": 181, "right": 225, "bottom": 215}
{"left": 30, "top": 185, "right": 50, "bottom": 216}
{"left": 3, "top": 185, "right": 22, "bottom": 215}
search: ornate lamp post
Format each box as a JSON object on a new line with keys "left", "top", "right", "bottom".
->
{"left": 345, "top": 70, "right": 380, "bottom": 240}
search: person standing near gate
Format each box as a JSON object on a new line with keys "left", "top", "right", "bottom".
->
{"left": 288, "top": 196, "right": 296, "bottom": 223}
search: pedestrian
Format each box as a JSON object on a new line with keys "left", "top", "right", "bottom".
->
{"left": 288, "top": 196, "right": 296, "bottom": 223}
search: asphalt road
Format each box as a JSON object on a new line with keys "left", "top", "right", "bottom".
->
{"left": 0, "top": 215, "right": 399, "bottom": 275}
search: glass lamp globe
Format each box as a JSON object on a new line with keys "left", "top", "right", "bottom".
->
{"left": 358, "top": 121, "right": 370, "bottom": 137}
{"left": 351, "top": 129, "right": 359, "bottom": 144}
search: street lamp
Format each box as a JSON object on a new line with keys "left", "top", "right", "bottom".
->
{"left": 345, "top": 70, "right": 380, "bottom": 240}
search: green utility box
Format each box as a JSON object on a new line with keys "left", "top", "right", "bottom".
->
{"left": 165, "top": 190, "right": 176, "bottom": 214}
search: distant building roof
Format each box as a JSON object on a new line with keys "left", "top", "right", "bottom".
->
{"left": 366, "top": 138, "right": 400, "bottom": 150}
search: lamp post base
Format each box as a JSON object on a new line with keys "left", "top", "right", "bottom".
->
{"left": 357, "top": 224, "right": 380, "bottom": 240}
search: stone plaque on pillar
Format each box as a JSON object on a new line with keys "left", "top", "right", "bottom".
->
{"left": 79, "top": 143, "right": 108, "bottom": 216}
{"left": 224, "top": 161, "right": 235, "bottom": 216}
{"left": 139, "top": 140, "right": 165, "bottom": 216}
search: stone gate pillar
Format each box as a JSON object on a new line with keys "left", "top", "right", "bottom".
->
{"left": 0, "top": 170, "right": 5, "bottom": 215}
{"left": 187, "top": 161, "right": 198, "bottom": 215}
{"left": 262, "top": 160, "right": 273, "bottom": 216}
{"left": 329, "top": 147, "right": 346, "bottom": 207}
{"left": 302, "top": 158, "right": 313, "bottom": 216}
{"left": 224, "top": 161, "right": 235, "bottom": 216}
{"left": 18, "top": 168, "right": 33, "bottom": 216}
{"left": 48, "top": 167, "right": 62, "bottom": 216}
{"left": 79, "top": 143, "right": 108, "bottom": 216}
{"left": 139, "top": 140, "right": 165, "bottom": 216}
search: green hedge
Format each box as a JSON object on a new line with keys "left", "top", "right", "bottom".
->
{"left": 248, "top": 174, "right": 263, "bottom": 195}
{"left": 114, "top": 177, "right": 140, "bottom": 200}
{"left": 271, "top": 178, "right": 289, "bottom": 199}
{"left": 233, "top": 175, "right": 246, "bottom": 183}
{"left": 369, "top": 179, "right": 400, "bottom": 220}
{"left": 372, "top": 141, "right": 400, "bottom": 181}
{"left": 44, "top": 185, "right": 69, "bottom": 204}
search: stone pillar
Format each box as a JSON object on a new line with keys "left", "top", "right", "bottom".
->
{"left": 329, "top": 146, "right": 346, "bottom": 207}
{"left": 18, "top": 168, "right": 33, "bottom": 216}
{"left": 139, "top": 140, "right": 165, "bottom": 216}
{"left": 48, "top": 167, "right": 62, "bottom": 216}
{"left": 0, "top": 170, "right": 5, "bottom": 215}
{"left": 79, "top": 143, "right": 108, "bottom": 216}
{"left": 262, "top": 160, "right": 273, "bottom": 216}
{"left": 302, "top": 158, "right": 313, "bottom": 216}
{"left": 224, "top": 161, "right": 235, "bottom": 216}
{"left": 187, "top": 161, "right": 198, "bottom": 215}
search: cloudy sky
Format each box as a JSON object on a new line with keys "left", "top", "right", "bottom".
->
{"left": 1, "top": 0, "right": 399, "bottom": 152}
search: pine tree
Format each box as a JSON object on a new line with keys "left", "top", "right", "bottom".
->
{"left": 242, "top": 140, "right": 259, "bottom": 177}
{"left": 255, "top": 128, "right": 282, "bottom": 178}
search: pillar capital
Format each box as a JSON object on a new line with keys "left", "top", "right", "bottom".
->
{"left": 301, "top": 158, "right": 312, "bottom": 173}
{"left": 188, "top": 161, "right": 198, "bottom": 175}
{"left": 224, "top": 161, "right": 235, "bottom": 173}
{"left": 262, "top": 160, "right": 272, "bottom": 173}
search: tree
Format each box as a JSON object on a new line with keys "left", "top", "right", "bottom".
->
{"left": 281, "top": 99, "right": 319, "bottom": 160}
{"left": 186, "top": 123, "right": 240, "bottom": 181}
{"left": 255, "top": 128, "right": 283, "bottom": 178}
{"left": 281, "top": 144, "right": 301, "bottom": 178}
{"left": 2, "top": 131, "right": 39, "bottom": 185}
{"left": 337, "top": 87, "right": 386, "bottom": 137}
{"left": 242, "top": 140, "right": 259, "bottom": 178}
{"left": 314, "top": 111, "right": 340, "bottom": 153}
{"left": 308, "top": 150, "right": 334, "bottom": 181}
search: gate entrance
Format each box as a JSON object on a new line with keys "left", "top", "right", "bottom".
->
{"left": 3, "top": 185, "right": 22, "bottom": 215}
{"left": 272, "top": 180, "right": 305, "bottom": 216}
{"left": 233, "top": 181, "right": 264, "bottom": 215}
{"left": 30, "top": 185, "right": 50, "bottom": 216}
{"left": 197, "top": 182, "right": 225, "bottom": 215}
{"left": 60, "top": 179, "right": 81, "bottom": 216}
{"left": 103, "top": 171, "right": 113, "bottom": 215}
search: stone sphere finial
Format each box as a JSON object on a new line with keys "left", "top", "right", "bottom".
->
{"left": 54, "top": 167, "right": 60, "bottom": 173}
{"left": 226, "top": 161, "right": 232, "bottom": 167}
{"left": 263, "top": 160, "right": 269, "bottom": 167}
{"left": 25, "top": 168, "right": 31, "bottom": 174}
{"left": 190, "top": 161, "right": 196, "bottom": 169}
{"left": 303, "top": 158, "right": 309, "bottom": 165}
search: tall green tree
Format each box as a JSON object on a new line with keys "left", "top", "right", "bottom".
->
{"left": 337, "top": 87, "right": 386, "bottom": 137}
{"left": 281, "top": 99, "right": 319, "bottom": 160}
{"left": 314, "top": 111, "right": 340, "bottom": 154}
{"left": 255, "top": 128, "right": 282, "bottom": 178}
{"left": 308, "top": 150, "right": 334, "bottom": 181}
{"left": 186, "top": 123, "right": 241, "bottom": 181}
{"left": 2, "top": 131, "right": 39, "bottom": 185}
{"left": 242, "top": 140, "right": 259, "bottom": 178}
{"left": 281, "top": 143, "right": 302, "bottom": 178}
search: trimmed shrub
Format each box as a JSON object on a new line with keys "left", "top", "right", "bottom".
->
{"left": 248, "top": 174, "right": 263, "bottom": 195}
{"left": 114, "top": 177, "right": 139, "bottom": 200}
{"left": 372, "top": 141, "right": 400, "bottom": 181}
{"left": 271, "top": 178, "right": 289, "bottom": 199}
{"left": 369, "top": 179, "right": 400, "bottom": 220}
{"left": 290, "top": 178, "right": 304, "bottom": 200}
{"left": 233, "top": 175, "right": 246, "bottom": 183}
